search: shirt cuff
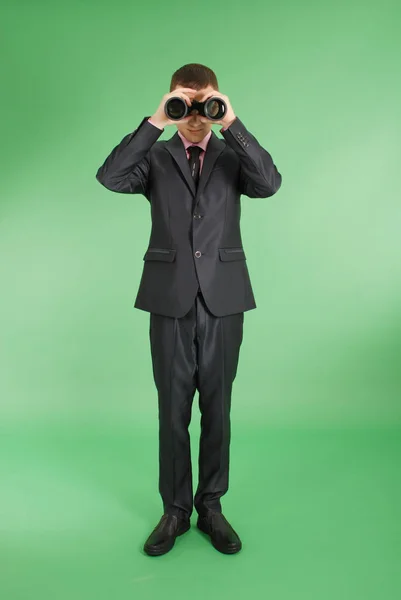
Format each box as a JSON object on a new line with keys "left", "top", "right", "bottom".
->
{"left": 148, "top": 117, "right": 164, "bottom": 130}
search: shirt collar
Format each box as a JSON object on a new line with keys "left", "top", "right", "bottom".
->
{"left": 177, "top": 129, "right": 212, "bottom": 152}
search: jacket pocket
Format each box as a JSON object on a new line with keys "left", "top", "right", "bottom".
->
{"left": 143, "top": 248, "right": 177, "bottom": 262}
{"left": 218, "top": 247, "right": 246, "bottom": 261}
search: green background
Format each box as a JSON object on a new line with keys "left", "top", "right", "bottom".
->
{"left": 1, "top": 0, "right": 400, "bottom": 598}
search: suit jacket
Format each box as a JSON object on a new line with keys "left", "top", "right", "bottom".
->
{"left": 95, "top": 115, "right": 282, "bottom": 317}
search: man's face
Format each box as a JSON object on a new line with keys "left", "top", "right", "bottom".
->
{"left": 174, "top": 84, "right": 215, "bottom": 142}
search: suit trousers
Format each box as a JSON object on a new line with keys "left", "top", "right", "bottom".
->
{"left": 149, "top": 288, "right": 244, "bottom": 519}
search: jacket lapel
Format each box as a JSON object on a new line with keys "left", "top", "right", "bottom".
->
{"left": 165, "top": 130, "right": 225, "bottom": 198}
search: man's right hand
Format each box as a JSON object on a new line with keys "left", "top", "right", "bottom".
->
{"left": 149, "top": 88, "right": 199, "bottom": 129}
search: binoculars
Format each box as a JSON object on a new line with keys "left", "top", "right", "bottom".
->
{"left": 164, "top": 96, "right": 227, "bottom": 121}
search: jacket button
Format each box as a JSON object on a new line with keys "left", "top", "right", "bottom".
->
{"left": 195, "top": 250, "right": 202, "bottom": 258}
{"left": 193, "top": 213, "right": 202, "bottom": 219}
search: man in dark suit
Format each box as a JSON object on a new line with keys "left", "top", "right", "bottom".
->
{"left": 96, "top": 63, "right": 282, "bottom": 556}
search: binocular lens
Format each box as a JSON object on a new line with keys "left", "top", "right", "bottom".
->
{"left": 206, "top": 99, "right": 220, "bottom": 118}
{"left": 165, "top": 98, "right": 187, "bottom": 120}
{"left": 164, "top": 96, "right": 226, "bottom": 121}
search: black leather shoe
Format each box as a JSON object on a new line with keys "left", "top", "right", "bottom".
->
{"left": 143, "top": 514, "right": 191, "bottom": 556}
{"left": 197, "top": 511, "right": 242, "bottom": 554}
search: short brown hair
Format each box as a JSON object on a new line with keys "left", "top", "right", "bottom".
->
{"left": 170, "top": 63, "right": 219, "bottom": 92}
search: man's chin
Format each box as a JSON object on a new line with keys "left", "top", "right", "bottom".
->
{"left": 188, "top": 130, "right": 203, "bottom": 136}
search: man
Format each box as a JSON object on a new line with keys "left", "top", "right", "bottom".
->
{"left": 96, "top": 63, "right": 282, "bottom": 556}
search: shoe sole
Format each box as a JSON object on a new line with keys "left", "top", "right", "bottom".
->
{"left": 196, "top": 519, "right": 242, "bottom": 554}
{"left": 144, "top": 521, "right": 191, "bottom": 556}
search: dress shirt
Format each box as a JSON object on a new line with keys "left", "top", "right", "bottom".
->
{"left": 147, "top": 118, "right": 229, "bottom": 174}
{"left": 177, "top": 129, "right": 211, "bottom": 173}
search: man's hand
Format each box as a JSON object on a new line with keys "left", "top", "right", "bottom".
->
{"left": 198, "top": 89, "right": 237, "bottom": 129}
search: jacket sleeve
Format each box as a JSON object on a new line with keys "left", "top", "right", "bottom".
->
{"left": 221, "top": 117, "right": 282, "bottom": 198}
{"left": 95, "top": 116, "right": 163, "bottom": 196}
